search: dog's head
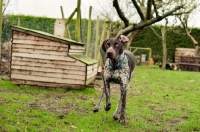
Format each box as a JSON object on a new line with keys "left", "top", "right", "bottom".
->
{"left": 101, "top": 35, "right": 129, "bottom": 59}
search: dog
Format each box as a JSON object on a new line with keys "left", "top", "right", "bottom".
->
{"left": 93, "top": 35, "right": 136, "bottom": 124}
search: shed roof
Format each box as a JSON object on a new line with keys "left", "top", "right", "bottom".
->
{"left": 70, "top": 55, "right": 98, "bottom": 65}
{"left": 11, "top": 26, "right": 85, "bottom": 46}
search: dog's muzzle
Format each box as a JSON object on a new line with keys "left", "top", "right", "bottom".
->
{"left": 106, "top": 48, "right": 116, "bottom": 58}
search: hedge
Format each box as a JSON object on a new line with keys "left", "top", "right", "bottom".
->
{"left": 2, "top": 15, "right": 200, "bottom": 61}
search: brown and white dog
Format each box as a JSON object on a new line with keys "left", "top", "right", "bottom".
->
{"left": 93, "top": 35, "right": 136, "bottom": 124}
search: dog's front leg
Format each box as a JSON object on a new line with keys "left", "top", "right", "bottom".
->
{"left": 119, "top": 84, "right": 128, "bottom": 125}
{"left": 104, "top": 82, "right": 111, "bottom": 111}
{"left": 93, "top": 82, "right": 105, "bottom": 112}
{"left": 93, "top": 76, "right": 107, "bottom": 112}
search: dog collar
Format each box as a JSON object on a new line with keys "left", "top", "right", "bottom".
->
{"left": 109, "top": 55, "right": 126, "bottom": 70}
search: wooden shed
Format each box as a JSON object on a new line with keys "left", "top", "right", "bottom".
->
{"left": 10, "top": 26, "right": 98, "bottom": 89}
{"left": 175, "top": 48, "right": 200, "bottom": 71}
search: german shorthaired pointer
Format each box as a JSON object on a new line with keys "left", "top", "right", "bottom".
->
{"left": 93, "top": 35, "right": 136, "bottom": 124}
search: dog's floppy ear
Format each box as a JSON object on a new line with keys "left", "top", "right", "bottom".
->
{"left": 101, "top": 39, "right": 109, "bottom": 52}
{"left": 118, "top": 35, "right": 129, "bottom": 43}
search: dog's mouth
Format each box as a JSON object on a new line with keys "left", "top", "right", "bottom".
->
{"left": 106, "top": 52, "right": 113, "bottom": 58}
{"left": 106, "top": 53, "right": 119, "bottom": 59}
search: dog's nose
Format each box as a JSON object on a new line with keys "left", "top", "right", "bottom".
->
{"left": 107, "top": 52, "right": 113, "bottom": 58}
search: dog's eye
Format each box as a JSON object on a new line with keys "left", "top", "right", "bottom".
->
{"left": 114, "top": 43, "right": 119, "bottom": 47}
{"left": 106, "top": 43, "right": 110, "bottom": 47}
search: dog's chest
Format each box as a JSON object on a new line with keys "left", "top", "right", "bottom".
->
{"left": 104, "top": 59, "right": 130, "bottom": 84}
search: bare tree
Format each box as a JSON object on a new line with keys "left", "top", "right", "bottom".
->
{"left": 112, "top": 0, "right": 185, "bottom": 48}
{"left": 175, "top": 0, "right": 200, "bottom": 56}
{"left": 2, "top": 0, "right": 10, "bottom": 15}
{"left": 96, "top": 0, "right": 184, "bottom": 48}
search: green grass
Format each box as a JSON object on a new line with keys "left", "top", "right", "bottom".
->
{"left": 0, "top": 66, "right": 200, "bottom": 132}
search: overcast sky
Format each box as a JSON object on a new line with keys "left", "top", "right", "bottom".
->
{"left": 7, "top": 0, "right": 200, "bottom": 28}
{"left": 8, "top": 0, "right": 105, "bottom": 18}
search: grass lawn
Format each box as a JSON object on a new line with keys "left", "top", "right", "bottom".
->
{"left": 0, "top": 66, "right": 200, "bottom": 132}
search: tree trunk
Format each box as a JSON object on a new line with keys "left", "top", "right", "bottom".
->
{"left": 161, "top": 27, "right": 167, "bottom": 70}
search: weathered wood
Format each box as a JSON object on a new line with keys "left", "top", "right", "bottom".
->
{"left": 87, "top": 68, "right": 98, "bottom": 75}
{"left": 86, "top": 6, "right": 92, "bottom": 57}
{"left": 11, "top": 79, "right": 85, "bottom": 89}
{"left": 13, "top": 39, "right": 68, "bottom": 47}
{"left": 70, "top": 45, "right": 84, "bottom": 49}
{"left": 12, "top": 43, "right": 68, "bottom": 51}
{"left": 69, "top": 52, "right": 84, "bottom": 55}
{"left": 10, "top": 26, "right": 97, "bottom": 88}
{"left": 12, "top": 60, "right": 86, "bottom": 71}
{"left": 11, "top": 65, "right": 85, "bottom": 75}
{"left": 12, "top": 26, "right": 85, "bottom": 46}
{"left": 69, "top": 49, "right": 84, "bottom": 53}
{"left": 12, "top": 52, "right": 74, "bottom": 61}
{"left": 12, "top": 56, "right": 86, "bottom": 66}
{"left": 87, "top": 63, "right": 98, "bottom": 71}
{"left": 86, "top": 76, "right": 96, "bottom": 85}
{"left": 13, "top": 32, "right": 49, "bottom": 42}
{"left": 54, "top": 19, "right": 65, "bottom": 37}
{"left": 87, "top": 70, "right": 97, "bottom": 79}
{"left": 11, "top": 73, "right": 85, "bottom": 84}
{"left": 94, "top": 16, "right": 100, "bottom": 60}
{"left": 12, "top": 48, "right": 68, "bottom": 56}
{"left": 75, "top": 0, "right": 81, "bottom": 42}
{"left": 11, "top": 69, "right": 85, "bottom": 80}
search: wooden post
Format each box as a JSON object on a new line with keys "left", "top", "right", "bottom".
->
{"left": 0, "top": 0, "right": 3, "bottom": 59}
{"left": 86, "top": 6, "right": 92, "bottom": 57}
{"left": 94, "top": 16, "right": 100, "bottom": 60}
{"left": 18, "top": 17, "right": 20, "bottom": 26}
{"left": 65, "top": 8, "right": 77, "bottom": 27}
{"left": 60, "top": 6, "right": 71, "bottom": 39}
{"left": 98, "top": 21, "right": 109, "bottom": 66}
{"left": 75, "top": 0, "right": 81, "bottom": 42}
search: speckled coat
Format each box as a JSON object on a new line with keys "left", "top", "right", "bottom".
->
{"left": 93, "top": 35, "right": 136, "bottom": 125}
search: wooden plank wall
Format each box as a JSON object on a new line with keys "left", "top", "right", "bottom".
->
{"left": 11, "top": 31, "right": 86, "bottom": 88}
{"left": 69, "top": 45, "right": 85, "bottom": 55}
{"left": 86, "top": 63, "right": 98, "bottom": 85}
{"left": 175, "top": 48, "right": 195, "bottom": 64}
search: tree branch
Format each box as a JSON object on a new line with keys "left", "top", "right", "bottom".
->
{"left": 146, "top": 0, "right": 152, "bottom": 20}
{"left": 121, "top": 5, "right": 183, "bottom": 35}
{"left": 131, "top": 0, "right": 145, "bottom": 21}
{"left": 150, "top": 26, "right": 162, "bottom": 39}
{"left": 152, "top": 0, "right": 159, "bottom": 17}
{"left": 113, "top": 0, "right": 129, "bottom": 27}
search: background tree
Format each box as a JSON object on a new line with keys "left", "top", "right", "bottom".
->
{"left": 96, "top": 0, "right": 188, "bottom": 49}
{"left": 150, "top": 18, "right": 169, "bottom": 69}
{"left": 175, "top": 0, "right": 200, "bottom": 56}
{"left": 112, "top": 0, "right": 185, "bottom": 49}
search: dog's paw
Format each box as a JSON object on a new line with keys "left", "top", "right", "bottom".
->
{"left": 119, "top": 115, "right": 126, "bottom": 125}
{"left": 93, "top": 107, "right": 99, "bottom": 113}
{"left": 104, "top": 103, "right": 111, "bottom": 111}
{"left": 119, "top": 119, "right": 126, "bottom": 125}
{"left": 113, "top": 114, "right": 119, "bottom": 120}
